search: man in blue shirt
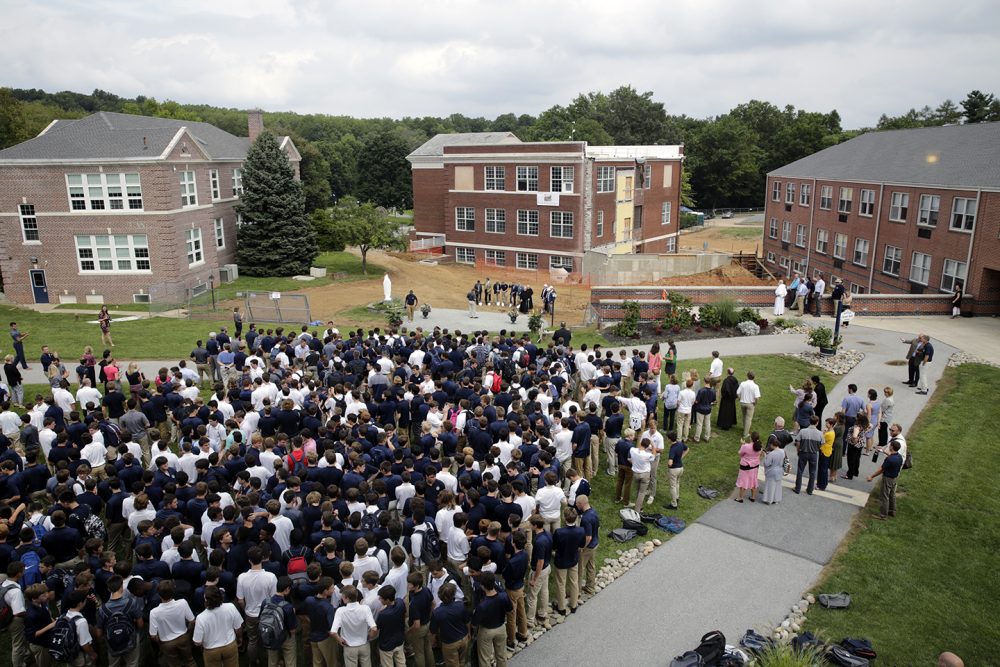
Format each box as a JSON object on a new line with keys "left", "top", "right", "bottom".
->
{"left": 692, "top": 381, "right": 717, "bottom": 443}
{"left": 375, "top": 585, "right": 407, "bottom": 666}
{"left": 868, "top": 439, "right": 904, "bottom": 519}
{"left": 430, "top": 582, "right": 469, "bottom": 667}
{"left": 471, "top": 572, "right": 513, "bottom": 667}
{"left": 265, "top": 576, "right": 299, "bottom": 667}
{"left": 552, "top": 507, "right": 585, "bottom": 616}
{"left": 406, "top": 573, "right": 435, "bottom": 667}
{"left": 664, "top": 432, "right": 689, "bottom": 510}
{"left": 503, "top": 531, "right": 529, "bottom": 646}
{"left": 9, "top": 322, "right": 29, "bottom": 369}
{"left": 570, "top": 419, "right": 591, "bottom": 480}
{"left": 526, "top": 515, "right": 552, "bottom": 629}
{"left": 840, "top": 384, "right": 865, "bottom": 431}
{"left": 576, "top": 495, "right": 600, "bottom": 596}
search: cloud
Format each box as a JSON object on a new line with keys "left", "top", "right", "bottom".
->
{"left": 1, "top": 0, "right": 999, "bottom": 127}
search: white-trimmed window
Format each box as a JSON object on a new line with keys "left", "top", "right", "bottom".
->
{"left": 779, "top": 256, "right": 790, "bottom": 269}
{"left": 485, "top": 166, "right": 505, "bottom": 191}
{"left": 815, "top": 229, "right": 828, "bottom": 254}
{"left": 485, "top": 208, "right": 506, "bottom": 234}
{"left": 232, "top": 168, "right": 243, "bottom": 196}
{"left": 597, "top": 166, "right": 615, "bottom": 192}
{"left": 455, "top": 247, "right": 475, "bottom": 265}
{"left": 517, "top": 210, "right": 539, "bottom": 236}
{"left": 796, "top": 224, "right": 807, "bottom": 247}
{"left": 951, "top": 197, "right": 976, "bottom": 231}
{"left": 180, "top": 171, "right": 198, "bottom": 207}
{"left": 550, "top": 255, "right": 574, "bottom": 271}
{"left": 209, "top": 169, "right": 221, "bottom": 200}
{"left": 910, "top": 252, "right": 931, "bottom": 285}
{"left": 766, "top": 251, "right": 776, "bottom": 263}
{"left": 850, "top": 283, "right": 867, "bottom": 295}
{"left": 455, "top": 207, "right": 475, "bottom": 232}
{"left": 918, "top": 194, "right": 940, "bottom": 226}
{"left": 551, "top": 166, "right": 574, "bottom": 193}
{"left": 516, "top": 252, "right": 538, "bottom": 270}
{"left": 596, "top": 210, "right": 604, "bottom": 237}
{"left": 833, "top": 233, "right": 847, "bottom": 259}
{"left": 667, "top": 236, "right": 676, "bottom": 252}
{"left": 516, "top": 166, "right": 538, "bottom": 192}
{"left": 781, "top": 220, "right": 792, "bottom": 243}
{"left": 786, "top": 182, "right": 795, "bottom": 204}
{"left": 66, "top": 173, "right": 143, "bottom": 211}
{"left": 769, "top": 218, "right": 778, "bottom": 239}
{"left": 75, "top": 234, "right": 150, "bottom": 273}
{"left": 642, "top": 164, "right": 651, "bottom": 189}
{"left": 214, "top": 217, "right": 225, "bottom": 249}
{"left": 859, "top": 189, "right": 875, "bottom": 217}
{"left": 485, "top": 249, "right": 505, "bottom": 266}
{"left": 940, "top": 259, "right": 967, "bottom": 293}
{"left": 185, "top": 228, "right": 203, "bottom": 267}
{"left": 882, "top": 245, "right": 902, "bottom": 276}
{"left": 792, "top": 260, "right": 803, "bottom": 274}
{"left": 838, "top": 187, "right": 853, "bottom": 214}
{"left": 661, "top": 201, "right": 672, "bottom": 226}
{"left": 550, "top": 211, "right": 574, "bottom": 239}
{"left": 889, "top": 192, "right": 909, "bottom": 222}
{"left": 772, "top": 181, "right": 781, "bottom": 202}
{"left": 800, "top": 184, "right": 811, "bottom": 206}
{"left": 820, "top": 186, "right": 833, "bottom": 210}
{"left": 19, "top": 204, "right": 39, "bottom": 242}
{"left": 853, "top": 238, "right": 869, "bottom": 266}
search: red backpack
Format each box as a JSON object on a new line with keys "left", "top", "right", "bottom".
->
{"left": 491, "top": 372, "right": 502, "bottom": 393}
{"left": 285, "top": 546, "right": 308, "bottom": 581}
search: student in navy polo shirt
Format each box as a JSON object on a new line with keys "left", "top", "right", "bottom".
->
{"left": 525, "top": 515, "right": 552, "bottom": 629}
{"left": 472, "top": 572, "right": 513, "bottom": 667}
{"left": 430, "top": 582, "right": 469, "bottom": 667}
{"left": 375, "top": 584, "right": 407, "bottom": 666}
{"left": 664, "top": 431, "right": 689, "bottom": 511}
{"left": 306, "top": 576, "right": 339, "bottom": 667}
{"left": 576, "top": 495, "right": 600, "bottom": 596}
{"left": 868, "top": 439, "right": 904, "bottom": 519}
{"left": 503, "top": 530, "right": 529, "bottom": 647}
{"left": 265, "top": 576, "right": 298, "bottom": 667}
{"left": 406, "top": 572, "right": 435, "bottom": 667}
{"left": 552, "top": 506, "right": 585, "bottom": 616}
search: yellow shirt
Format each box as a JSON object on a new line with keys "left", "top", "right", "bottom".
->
{"left": 821, "top": 429, "right": 835, "bottom": 457}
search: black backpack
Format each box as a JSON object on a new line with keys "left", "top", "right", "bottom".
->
{"left": 415, "top": 522, "right": 441, "bottom": 564}
{"left": 669, "top": 651, "right": 704, "bottom": 667}
{"left": 102, "top": 607, "right": 137, "bottom": 656}
{"left": 840, "top": 638, "right": 876, "bottom": 660}
{"left": 0, "top": 582, "right": 17, "bottom": 629}
{"left": 257, "top": 599, "right": 288, "bottom": 650}
{"left": 694, "top": 630, "right": 727, "bottom": 667}
{"left": 48, "top": 614, "right": 81, "bottom": 663}
{"left": 360, "top": 509, "right": 382, "bottom": 535}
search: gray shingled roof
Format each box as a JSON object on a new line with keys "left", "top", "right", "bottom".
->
{"left": 770, "top": 121, "right": 1000, "bottom": 189}
{"left": 408, "top": 132, "right": 521, "bottom": 158}
{"left": 0, "top": 111, "right": 254, "bottom": 161}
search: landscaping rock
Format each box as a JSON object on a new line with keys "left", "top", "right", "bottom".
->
{"left": 947, "top": 351, "right": 1000, "bottom": 368}
{"left": 786, "top": 349, "right": 864, "bottom": 375}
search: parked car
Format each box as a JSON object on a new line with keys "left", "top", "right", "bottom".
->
{"left": 703, "top": 210, "right": 716, "bottom": 220}
{"left": 721, "top": 209, "right": 734, "bottom": 219}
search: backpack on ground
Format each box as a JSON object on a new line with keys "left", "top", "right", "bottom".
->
{"left": 669, "top": 651, "right": 703, "bottom": 667}
{"left": 0, "top": 581, "right": 18, "bottom": 630}
{"left": 697, "top": 486, "right": 719, "bottom": 500}
{"left": 609, "top": 528, "right": 637, "bottom": 542}
{"left": 826, "top": 645, "right": 870, "bottom": 667}
{"left": 20, "top": 549, "right": 43, "bottom": 586}
{"left": 257, "top": 599, "right": 288, "bottom": 650}
{"left": 360, "top": 509, "right": 382, "bottom": 535}
{"left": 283, "top": 546, "right": 309, "bottom": 581}
{"left": 415, "top": 522, "right": 441, "bottom": 564}
{"left": 739, "top": 629, "right": 772, "bottom": 654}
{"left": 102, "top": 607, "right": 137, "bottom": 656}
{"left": 791, "top": 631, "right": 824, "bottom": 653}
{"left": 619, "top": 508, "right": 648, "bottom": 536}
{"left": 840, "top": 638, "right": 876, "bottom": 660}
{"left": 639, "top": 511, "right": 662, "bottom": 523}
{"left": 48, "top": 614, "right": 81, "bottom": 663}
{"left": 818, "top": 592, "right": 852, "bottom": 609}
{"left": 84, "top": 513, "right": 108, "bottom": 542}
{"left": 694, "top": 630, "right": 726, "bottom": 667}
{"left": 655, "top": 516, "right": 686, "bottom": 534}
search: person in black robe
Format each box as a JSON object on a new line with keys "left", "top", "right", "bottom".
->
{"left": 716, "top": 367, "right": 739, "bottom": 430}
{"left": 811, "top": 374, "right": 828, "bottom": 422}
{"left": 519, "top": 286, "right": 534, "bottom": 313}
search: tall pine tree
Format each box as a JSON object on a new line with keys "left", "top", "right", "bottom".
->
{"left": 235, "top": 132, "right": 318, "bottom": 276}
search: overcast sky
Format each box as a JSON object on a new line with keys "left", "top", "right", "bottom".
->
{"left": 3, "top": 0, "right": 999, "bottom": 128}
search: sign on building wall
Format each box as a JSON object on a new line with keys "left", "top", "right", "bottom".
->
{"left": 537, "top": 192, "right": 560, "bottom": 207}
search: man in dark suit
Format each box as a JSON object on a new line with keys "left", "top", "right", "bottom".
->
{"left": 900, "top": 334, "right": 924, "bottom": 386}
{"left": 811, "top": 375, "right": 828, "bottom": 422}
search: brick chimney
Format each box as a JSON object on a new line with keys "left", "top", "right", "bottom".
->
{"left": 247, "top": 109, "right": 264, "bottom": 141}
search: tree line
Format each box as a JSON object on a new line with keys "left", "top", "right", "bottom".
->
{"left": 2, "top": 86, "right": 998, "bottom": 213}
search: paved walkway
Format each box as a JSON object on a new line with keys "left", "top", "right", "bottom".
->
{"left": 515, "top": 323, "right": 958, "bottom": 664}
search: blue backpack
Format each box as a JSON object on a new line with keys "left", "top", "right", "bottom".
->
{"left": 29, "top": 518, "right": 48, "bottom": 546}
{"left": 20, "top": 550, "right": 43, "bottom": 586}
{"left": 655, "top": 516, "right": 686, "bottom": 534}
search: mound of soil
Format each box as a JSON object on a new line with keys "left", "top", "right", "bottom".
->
{"left": 643, "top": 264, "right": 771, "bottom": 287}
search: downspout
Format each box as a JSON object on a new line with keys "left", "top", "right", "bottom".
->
{"left": 963, "top": 187, "right": 982, "bottom": 308}
{"left": 868, "top": 183, "right": 884, "bottom": 292}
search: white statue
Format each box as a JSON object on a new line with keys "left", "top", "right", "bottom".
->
{"left": 383, "top": 274, "right": 392, "bottom": 301}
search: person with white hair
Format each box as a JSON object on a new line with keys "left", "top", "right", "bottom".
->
{"left": 773, "top": 279, "right": 787, "bottom": 316}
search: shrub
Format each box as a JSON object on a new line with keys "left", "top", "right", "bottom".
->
{"left": 737, "top": 306, "right": 760, "bottom": 324}
{"left": 528, "top": 312, "right": 543, "bottom": 336}
{"left": 384, "top": 302, "right": 404, "bottom": 328}
{"left": 667, "top": 291, "right": 693, "bottom": 308}
{"left": 663, "top": 304, "right": 694, "bottom": 330}
{"left": 420, "top": 303, "right": 432, "bottom": 318}
{"left": 612, "top": 300, "right": 641, "bottom": 337}
{"left": 713, "top": 298, "right": 740, "bottom": 327}
{"left": 698, "top": 304, "right": 722, "bottom": 329}
{"left": 757, "top": 318, "right": 770, "bottom": 331}
{"left": 773, "top": 317, "right": 796, "bottom": 329}
{"left": 807, "top": 325, "right": 841, "bottom": 349}
{"left": 737, "top": 321, "right": 761, "bottom": 336}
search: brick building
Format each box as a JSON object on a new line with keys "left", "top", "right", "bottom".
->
{"left": 761, "top": 122, "right": 1000, "bottom": 314}
{"left": 0, "top": 110, "right": 300, "bottom": 305}
{"left": 407, "top": 133, "right": 683, "bottom": 274}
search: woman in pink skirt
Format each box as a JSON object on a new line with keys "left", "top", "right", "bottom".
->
{"left": 735, "top": 431, "right": 763, "bottom": 503}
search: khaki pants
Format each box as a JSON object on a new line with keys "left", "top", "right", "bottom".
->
{"left": 477, "top": 625, "right": 507, "bottom": 667}
{"left": 677, "top": 412, "right": 692, "bottom": 442}
{"left": 11, "top": 616, "right": 30, "bottom": 667}
{"left": 245, "top": 616, "right": 262, "bottom": 667}
{"left": 108, "top": 521, "right": 129, "bottom": 557}
{"left": 404, "top": 623, "right": 433, "bottom": 667}
{"left": 311, "top": 637, "right": 342, "bottom": 667}
{"left": 196, "top": 364, "right": 211, "bottom": 384}
{"left": 668, "top": 467, "right": 684, "bottom": 505}
{"left": 441, "top": 637, "right": 468, "bottom": 667}
{"left": 467, "top": 301, "right": 477, "bottom": 318}
{"left": 633, "top": 471, "right": 651, "bottom": 508}
{"left": 693, "top": 412, "right": 712, "bottom": 442}
{"left": 202, "top": 642, "right": 239, "bottom": 667}
{"left": 647, "top": 454, "right": 661, "bottom": 501}
{"left": 505, "top": 587, "right": 527, "bottom": 642}
{"left": 879, "top": 476, "right": 898, "bottom": 518}
{"left": 578, "top": 548, "right": 597, "bottom": 594}
{"left": 109, "top": 642, "right": 141, "bottom": 667}
{"left": 572, "top": 455, "right": 592, "bottom": 481}
{"left": 90, "top": 463, "right": 109, "bottom": 482}
{"left": 406, "top": 305, "right": 415, "bottom": 322}
{"left": 30, "top": 642, "right": 53, "bottom": 667}
{"left": 343, "top": 643, "right": 370, "bottom": 667}
{"left": 268, "top": 635, "right": 296, "bottom": 667}
{"left": 603, "top": 436, "right": 618, "bottom": 476}
{"left": 553, "top": 565, "right": 579, "bottom": 612}
{"left": 740, "top": 403, "right": 756, "bottom": 437}
{"left": 542, "top": 516, "right": 559, "bottom": 534}
{"left": 589, "top": 435, "right": 601, "bottom": 481}
{"left": 525, "top": 565, "right": 550, "bottom": 621}
{"left": 792, "top": 295, "right": 804, "bottom": 315}
{"left": 378, "top": 645, "right": 405, "bottom": 667}
{"left": 298, "top": 614, "right": 312, "bottom": 665}
{"left": 158, "top": 634, "right": 196, "bottom": 667}
{"left": 615, "top": 465, "right": 633, "bottom": 503}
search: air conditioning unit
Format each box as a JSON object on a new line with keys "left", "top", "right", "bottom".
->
{"left": 838, "top": 214, "right": 849, "bottom": 223}
{"left": 219, "top": 266, "right": 236, "bottom": 283}
{"left": 562, "top": 182, "right": 574, "bottom": 193}
{"left": 220, "top": 263, "right": 239, "bottom": 282}
{"left": 781, "top": 242, "right": 790, "bottom": 250}
{"left": 132, "top": 294, "right": 151, "bottom": 304}
{"left": 785, "top": 204, "right": 792, "bottom": 212}
{"left": 917, "top": 228, "right": 932, "bottom": 239}
{"left": 833, "top": 259, "right": 844, "bottom": 269}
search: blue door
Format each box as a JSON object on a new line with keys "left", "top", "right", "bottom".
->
{"left": 30, "top": 269, "right": 49, "bottom": 303}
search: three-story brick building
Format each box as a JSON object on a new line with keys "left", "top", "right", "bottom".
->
{"left": 0, "top": 110, "right": 300, "bottom": 305}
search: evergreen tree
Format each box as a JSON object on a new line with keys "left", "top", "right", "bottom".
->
{"left": 961, "top": 90, "right": 995, "bottom": 124}
{"left": 235, "top": 132, "right": 318, "bottom": 276}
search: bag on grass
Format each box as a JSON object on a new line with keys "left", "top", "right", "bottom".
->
{"left": 840, "top": 638, "right": 876, "bottom": 660}
{"left": 903, "top": 452, "right": 913, "bottom": 469}
{"left": 818, "top": 592, "right": 852, "bottom": 609}
{"left": 669, "top": 651, "right": 704, "bottom": 667}
{"left": 697, "top": 486, "right": 719, "bottom": 500}
{"left": 609, "top": 528, "right": 637, "bottom": 543}
{"left": 655, "top": 516, "right": 686, "bottom": 533}
{"left": 739, "top": 629, "right": 772, "bottom": 653}
{"left": 791, "top": 631, "right": 824, "bottom": 653}
{"left": 826, "top": 645, "right": 870, "bottom": 667}
{"left": 694, "top": 630, "right": 726, "bottom": 666}
{"left": 639, "top": 512, "right": 663, "bottom": 524}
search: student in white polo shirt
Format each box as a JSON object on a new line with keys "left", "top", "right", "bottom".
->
{"left": 236, "top": 547, "right": 278, "bottom": 667}
{"left": 3, "top": 562, "right": 29, "bottom": 667}
{"left": 330, "top": 585, "right": 377, "bottom": 667}
{"left": 193, "top": 586, "right": 244, "bottom": 667}
{"left": 63, "top": 590, "right": 98, "bottom": 666}
{"left": 148, "top": 580, "right": 196, "bottom": 667}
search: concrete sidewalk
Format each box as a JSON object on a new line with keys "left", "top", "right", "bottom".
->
{"left": 515, "top": 324, "right": 955, "bottom": 664}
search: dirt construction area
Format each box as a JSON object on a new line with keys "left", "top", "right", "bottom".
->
{"left": 679, "top": 215, "right": 765, "bottom": 255}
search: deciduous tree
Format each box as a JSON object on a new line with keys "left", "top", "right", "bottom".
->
{"left": 312, "top": 197, "right": 406, "bottom": 273}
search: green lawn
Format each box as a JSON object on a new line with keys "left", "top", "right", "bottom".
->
{"left": 804, "top": 364, "right": 999, "bottom": 665}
